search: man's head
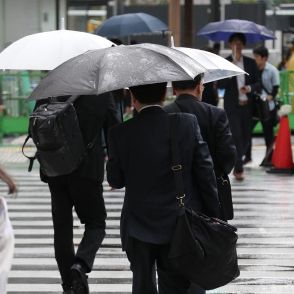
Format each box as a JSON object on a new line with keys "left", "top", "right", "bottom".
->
{"left": 253, "top": 46, "right": 268, "bottom": 70}
{"left": 172, "top": 74, "right": 205, "bottom": 100}
{"left": 129, "top": 82, "right": 167, "bottom": 111}
{"left": 228, "top": 33, "right": 246, "bottom": 59}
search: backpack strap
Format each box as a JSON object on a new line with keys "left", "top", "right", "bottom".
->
{"left": 67, "top": 95, "right": 80, "bottom": 103}
{"left": 22, "top": 135, "right": 36, "bottom": 172}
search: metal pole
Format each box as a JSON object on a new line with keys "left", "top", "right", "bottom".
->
{"left": 211, "top": 0, "right": 220, "bottom": 22}
{"left": 116, "top": 0, "right": 124, "bottom": 15}
{"left": 0, "top": 0, "right": 5, "bottom": 51}
{"left": 184, "top": 0, "right": 193, "bottom": 47}
{"left": 168, "top": 0, "right": 181, "bottom": 46}
{"left": 56, "top": 0, "right": 59, "bottom": 30}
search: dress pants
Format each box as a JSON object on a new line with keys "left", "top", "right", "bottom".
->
{"left": 227, "top": 105, "right": 252, "bottom": 173}
{"left": 47, "top": 174, "right": 106, "bottom": 288}
{"left": 246, "top": 109, "right": 277, "bottom": 161}
{"left": 126, "top": 238, "right": 190, "bottom": 294}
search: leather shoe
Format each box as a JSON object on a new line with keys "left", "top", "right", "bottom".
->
{"left": 62, "top": 284, "right": 74, "bottom": 294}
{"left": 71, "top": 263, "right": 89, "bottom": 294}
{"left": 242, "top": 157, "right": 252, "bottom": 165}
{"left": 233, "top": 171, "right": 244, "bottom": 181}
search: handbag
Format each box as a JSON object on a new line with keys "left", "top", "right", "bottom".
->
{"left": 167, "top": 114, "right": 240, "bottom": 290}
{"left": 253, "top": 93, "right": 270, "bottom": 122}
{"left": 216, "top": 174, "right": 234, "bottom": 220}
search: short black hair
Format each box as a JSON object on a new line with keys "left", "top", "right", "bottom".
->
{"left": 228, "top": 33, "right": 247, "bottom": 45}
{"left": 253, "top": 46, "right": 269, "bottom": 58}
{"left": 172, "top": 74, "right": 204, "bottom": 90}
{"left": 129, "top": 82, "right": 167, "bottom": 104}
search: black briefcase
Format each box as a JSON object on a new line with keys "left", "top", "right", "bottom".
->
{"left": 217, "top": 174, "right": 234, "bottom": 221}
{"left": 168, "top": 207, "right": 239, "bottom": 290}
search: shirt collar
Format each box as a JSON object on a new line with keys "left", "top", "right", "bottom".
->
{"left": 139, "top": 104, "right": 162, "bottom": 113}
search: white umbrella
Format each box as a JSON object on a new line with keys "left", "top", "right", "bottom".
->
{"left": 174, "top": 47, "right": 246, "bottom": 83}
{"left": 0, "top": 30, "right": 114, "bottom": 70}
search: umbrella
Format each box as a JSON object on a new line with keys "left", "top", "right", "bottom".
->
{"left": 197, "top": 19, "right": 275, "bottom": 43}
{"left": 95, "top": 13, "right": 168, "bottom": 38}
{"left": 174, "top": 47, "right": 246, "bottom": 83}
{"left": 29, "top": 44, "right": 206, "bottom": 100}
{"left": 0, "top": 30, "right": 115, "bottom": 70}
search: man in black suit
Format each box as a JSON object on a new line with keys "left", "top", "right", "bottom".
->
{"left": 165, "top": 74, "right": 236, "bottom": 294}
{"left": 41, "top": 94, "right": 120, "bottom": 294}
{"left": 218, "top": 33, "right": 260, "bottom": 181}
{"left": 107, "top": 82, "right": 220, "bottom": 294}
{"left": 166, "top": 74, "right": 236, "bottom": 219}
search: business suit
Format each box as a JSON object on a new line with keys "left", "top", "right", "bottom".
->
{"left": 165, "top": 94, "right": 236, "bottom": 220}
{"left": 43, "top": 94, "right": 120, "bottom": 290}
{"left": 218, "top": 55, "right": 260, "bottom": 173}
{"left": 107, "top": 106, "right": 220, "bottom": 294}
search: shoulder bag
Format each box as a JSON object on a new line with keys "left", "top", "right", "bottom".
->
{"left": 167, "top": 114, "right": 240, "bottom": 290}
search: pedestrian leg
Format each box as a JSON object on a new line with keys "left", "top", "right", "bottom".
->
{"left": 126, "top": 238, "right": 158, "bottom": 294}
{"left": 48, "top": 177, "right": 75, "bottom": 291}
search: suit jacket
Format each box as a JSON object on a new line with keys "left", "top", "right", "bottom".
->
{"left": 106, "top": 106, "right": 220, "bottom": 250}
{"left": 218, "top": 55, "right": 260, "bottom": 115}
{"left": 74, "top": 93, "right": 120, "bottom": 182}
{"left": 164, "top": 95, "right": 237, "bottom": 220}
{"left": 164, "top": 95, "right": 236, "bottom": 176}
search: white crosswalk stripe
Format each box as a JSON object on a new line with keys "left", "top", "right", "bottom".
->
{"left": 3, "top": 165, "right": 294, "bottom": 294}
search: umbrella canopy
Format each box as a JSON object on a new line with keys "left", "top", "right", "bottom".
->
{"left": 197, "top": 19, "right": 275, "bottom": 43}
{"left": 29, "top": 44, "right": 206, "bottom": 100}
{"left": 0, "top": 30, "right": 114, "bottom": 70}
{"left": 175, "top": 47, "right": 246, "bottom": 83}
{"left": 95, "top": 13, "right": 168, "bottom": 38}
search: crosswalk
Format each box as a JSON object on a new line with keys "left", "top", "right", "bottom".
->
{"left": 2, "top": 165, "right": 294, "bottom": 294}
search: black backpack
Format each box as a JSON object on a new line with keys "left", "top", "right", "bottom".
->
{"left": 22, "top": 95, "right": 96, "bottom": 177}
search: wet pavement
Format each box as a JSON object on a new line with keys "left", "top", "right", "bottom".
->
{"left": 1, "top": 137, "right": 294, "bottom": 293}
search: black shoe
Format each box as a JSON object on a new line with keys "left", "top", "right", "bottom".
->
{"left": 242, "top": 157, "right": 252, "bottom": 165}
{"left": 71, "top": 263, "right": 89, "bottom": 294}
{"left": 62, "top": 284, "right": 74, "bottom": 294}
{"left": 260, "top": 160, "right": 273, "bottom": 167}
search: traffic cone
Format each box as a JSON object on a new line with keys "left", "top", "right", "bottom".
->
{"left": 267, "top": 116, "right": 294, "bottom": 174}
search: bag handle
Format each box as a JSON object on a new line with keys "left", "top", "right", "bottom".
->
{"left": 168, "top": 114, "right": 185, "bottom": 208}
{"left": 22, "top": 135, "right": 36, "bottom": 172}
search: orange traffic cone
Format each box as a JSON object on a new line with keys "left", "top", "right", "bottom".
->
{"left": 267, "top": 116, "right": 294, "bottom": 174}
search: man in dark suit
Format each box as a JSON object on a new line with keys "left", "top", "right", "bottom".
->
{"left": 41, "top": 94, "right": 120, "bottom": 294}
{"left": 165, "top": 74, "right": 236, "bottom": 294}
{"left": 107, "top": 82, "right": 220, "bottom": 294}
{"left": 166, "top": 74, "right": 236, "bottom": 219}
{"left": 218, "top": 33, "right": 260, "bottom": 181}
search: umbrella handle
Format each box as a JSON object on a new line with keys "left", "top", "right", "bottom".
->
{"left": 170, "top": 35, "right": 175, "bottom": 48}
{"left": 232, "top": 45, "right": 236, "bottom": 62}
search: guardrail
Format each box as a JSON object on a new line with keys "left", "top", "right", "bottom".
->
{"left": 0, "top": 71, "right": 44, "bottom": 142}
{"left": 0, "top": 70, "right": 293, "bottom": 141}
